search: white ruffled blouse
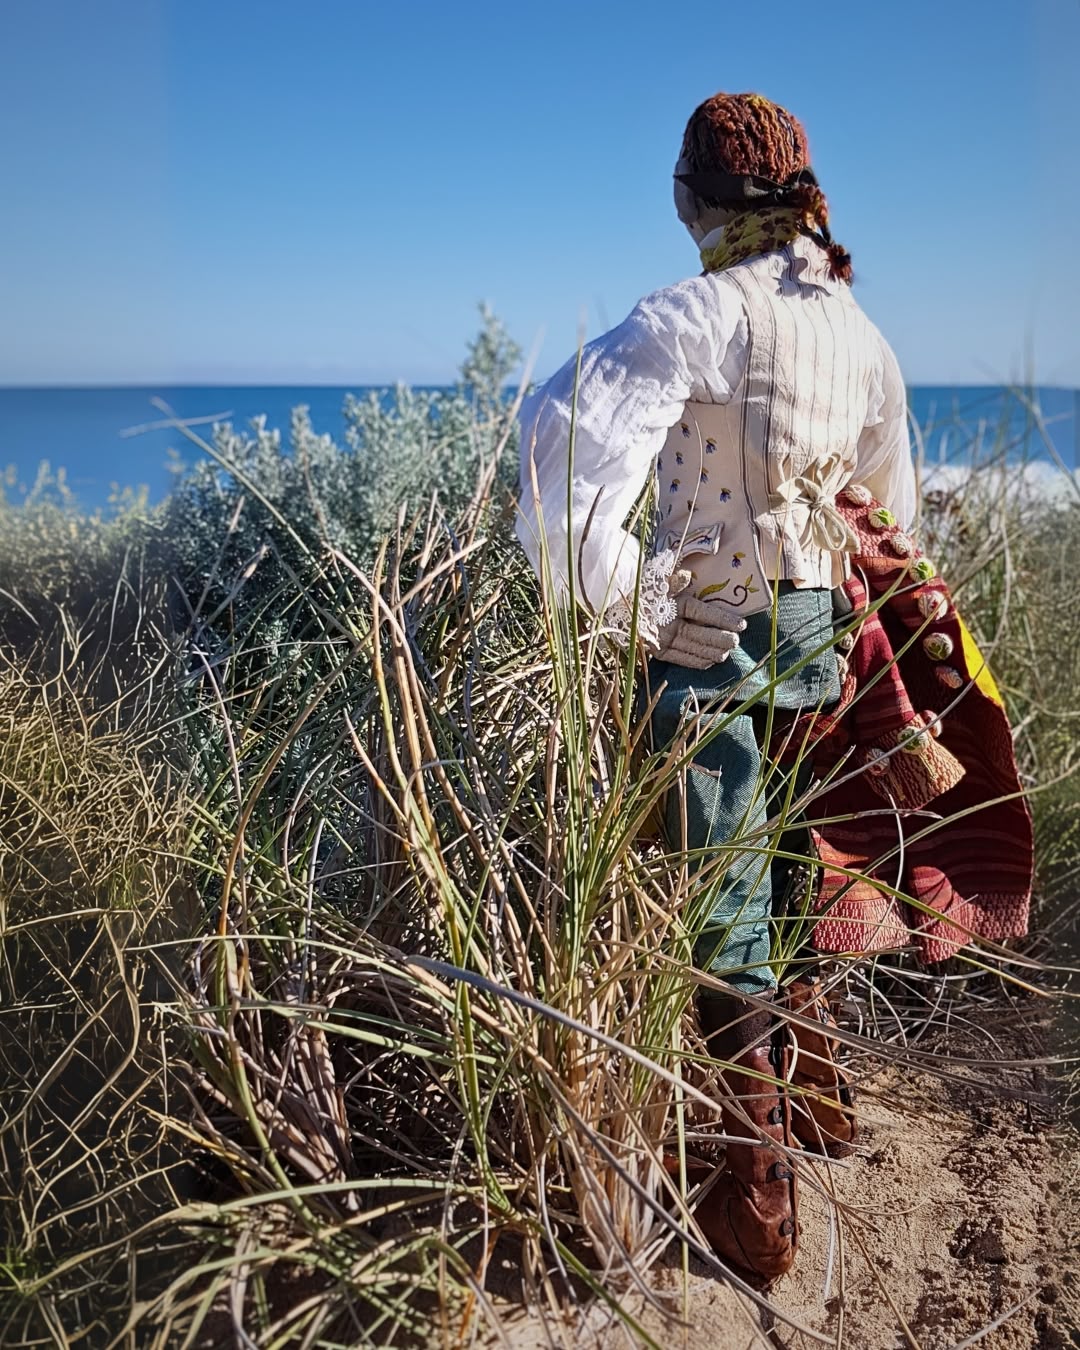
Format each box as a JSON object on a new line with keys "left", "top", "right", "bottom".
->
{"left": 516, "top": 233, "right": 916, "bottom": 632}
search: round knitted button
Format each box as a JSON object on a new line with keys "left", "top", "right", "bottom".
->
{"left": 937, "top": 666, "right": 964, "bottom": 690}
{"left": 923, "top": 632, "right": 954, "bottom": 662}
{"left": 917, "top": 589, "right": 949, "bottom": 621}
{"left": 890, "top": 531, "right": 914, "bottom": 557}
{"left": 899, "top": 721, "right": 927, "bottom": 753}
{"left": 866, "top": 747, "right": 889, "bottom": 775}
{"left": 869, "top": 507, "right": 896, "bottom": 530}
{"left": 844, "top": 483, "right": 873, "bottom": 506}
{"left": 913, "top": 557, "right": 936, "bottom": 582}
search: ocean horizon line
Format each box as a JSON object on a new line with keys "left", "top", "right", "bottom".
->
{"left": 3, "top": 382, "right": 1078, "bottom": 509}
{"left": 3, "top": 379, "right": 1078, "bottom": 394}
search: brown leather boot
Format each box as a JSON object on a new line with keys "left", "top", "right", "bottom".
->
{"left": 782, "top": 976, "right": 857, "bottom": 1158}
{"left": 694, "top": 994, "right": 799, "bottom": 1284}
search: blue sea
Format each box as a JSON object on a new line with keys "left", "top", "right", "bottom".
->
{"left": 1, "top": 384, "right": 1077, "bottom": 510}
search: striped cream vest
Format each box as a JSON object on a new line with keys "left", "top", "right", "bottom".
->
{"left": 654, "top": 252, "right": 881, "bottom": 615}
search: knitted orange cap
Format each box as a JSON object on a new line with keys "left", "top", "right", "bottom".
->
{"left": 680, "top": 92, "right": 810, "bottom": 185}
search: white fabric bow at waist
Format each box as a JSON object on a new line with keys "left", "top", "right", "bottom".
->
{"left": 767, "top": 457, "right": 859, "bottom": 555}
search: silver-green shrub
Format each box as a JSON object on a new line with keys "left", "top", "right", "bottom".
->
{"left": 167, "top": 306, "right": 520, "bottom": 619}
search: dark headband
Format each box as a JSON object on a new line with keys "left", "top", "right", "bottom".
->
{"left": 672, "top": 165, "right": 818, "bottom": 206}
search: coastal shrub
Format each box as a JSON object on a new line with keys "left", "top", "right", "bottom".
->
{"left": 156, "top": 308, "right": 524, "bottom": 842}
{"left": 0, "top": 467, "right": 166, "bottom": 662}
{"left": 164, "top": 305, "right": 521, "bottom": 642}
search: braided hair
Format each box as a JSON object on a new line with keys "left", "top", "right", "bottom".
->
{"left": 678, "top": 92, "right": 853, "bottom": 284}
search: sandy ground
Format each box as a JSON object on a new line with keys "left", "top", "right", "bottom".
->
{"left": 487, "top": 1015, "right": 1080, "bottom": 1350}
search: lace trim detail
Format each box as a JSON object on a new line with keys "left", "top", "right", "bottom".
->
{"left": 605, "top": 549, "right": 679, "bottom": 649}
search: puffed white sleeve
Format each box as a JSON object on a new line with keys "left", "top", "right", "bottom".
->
{"left": 515, "top": 278, "right": 745, "bottom": 628}
{"left": 856, "top": 332, "right": 917, "bottom": 531}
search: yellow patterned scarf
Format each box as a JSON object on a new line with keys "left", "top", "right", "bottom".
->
{"left": 699, "top": 206, "right": 814, "bottom": 273}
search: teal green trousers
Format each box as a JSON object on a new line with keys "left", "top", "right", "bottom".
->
{"left": 648, "top": 585, "right": 841, "bottom": 995}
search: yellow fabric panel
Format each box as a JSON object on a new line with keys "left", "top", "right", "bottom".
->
{"left": 957, "top": 615, "right": 1003, "bottom": 707}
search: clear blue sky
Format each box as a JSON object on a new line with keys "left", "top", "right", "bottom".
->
{"left": 2, "top": 0, "right": 1078, "bottom": 388}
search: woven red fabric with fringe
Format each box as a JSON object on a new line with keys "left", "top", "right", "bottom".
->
{"left": 784, "top": 492, "right": 1033, "bottom": 964}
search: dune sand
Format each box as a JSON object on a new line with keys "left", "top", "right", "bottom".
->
{"left": 489, "top": 1016, "right": 1078, "bottom": 1349}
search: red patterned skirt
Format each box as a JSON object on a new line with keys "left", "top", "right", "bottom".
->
{"left": 781, "top": 492, "right": 1032, "bottom": 964}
